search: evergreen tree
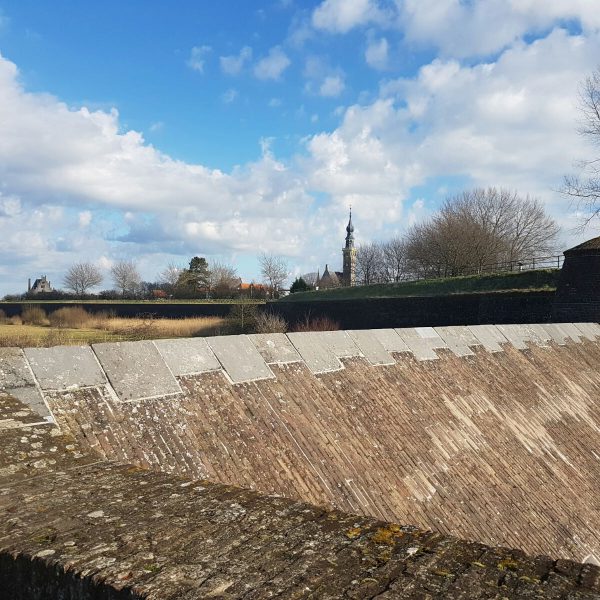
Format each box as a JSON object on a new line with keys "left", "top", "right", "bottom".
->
{"left": 289, "top": 277, "right": 311, "bottom": 293}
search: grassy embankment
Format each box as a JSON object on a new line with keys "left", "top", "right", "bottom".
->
{"left": 280, "top": 269, "right": 560, "bottom": 302}
{"left": 0, "top": 308, "right": 225, "bottom": 348}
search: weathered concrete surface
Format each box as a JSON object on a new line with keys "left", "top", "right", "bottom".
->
{"left": 396, "top": 326, "right": 447, "bottom": 360}
{"left": 287, "top": 331, "right": 343, "bottom": 373}
{"left": 248, "top": 332, "right": 302, "bottom": 364}
{"left": 348, "top": 329, "right": 395, "bottom": 365}
{"left": 25, "top": 345, "right": 106, "bottom": 390}
{"left": 371, "top": 328, "right": 411, "bottom": 353}
{"left": 45, "top": 336, "right": 600, "bottom": 564}
{"left": 207, "top": 334, "right": 275, "bottom": 383}
{"left": 153, "top": 337, "right": 221, "bottom": 376}
{"left": 467, "top": 324, "right": 509, "bottom": 352}
{"left": 93, "top": 341, "right": 182, "bottom": 401}
{"left": 1, "top": 393, "right": 599, "bottom": 600}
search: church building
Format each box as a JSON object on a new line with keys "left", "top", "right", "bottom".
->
{"left": 317, "top": 210, "right": 357, "bottom": 289}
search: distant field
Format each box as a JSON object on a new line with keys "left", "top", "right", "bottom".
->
{"left": 0, "top": 315, "right": 225, "bottom": 348}
{"left": 280, "top": 269, "right": 561, "bottom": 302}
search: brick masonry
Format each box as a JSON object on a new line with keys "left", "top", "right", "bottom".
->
{"left": 3, "top": 324, "right": 600, "bottom": 565}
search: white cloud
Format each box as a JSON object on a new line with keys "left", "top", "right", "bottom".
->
{"left": 149, "top": 121, "right": 164, "bottom": 133}
{"left": 253, "top": 46, "right": 291, "bottom": 80}
{"left": 220, "top": 46, "right": 252, "bottom": 75}
{"left": 399, "top": 0, "right": 600, "bottom": 58}
{"left": 304, "top": 28, "right": 600, "bottom": 238}
{"left": 0, "top": 52, "right": 313, "bottom": 294}
{"left": 222, "top": 88, "right": 238, "bottom": 103}
{"left": 312, "top": 0, "right": 388, "bottom": 33}
{"left": 319, "top": 75, "right": 345, "bottom": 97}
{"left": 187, "top": 45, "right": 212, "bottom": 73}
{"left": 365, "top": 36, "right": 389, "bottom": 70}
{"left": 268, "top": 97, "right": 282, "bottom": 108}
{"left": 78, "top": 211, "right": 92, "bottom": 228}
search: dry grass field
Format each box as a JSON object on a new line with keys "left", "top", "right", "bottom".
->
{"left": 0, "top": 307, "right": 225, "bottom": 348}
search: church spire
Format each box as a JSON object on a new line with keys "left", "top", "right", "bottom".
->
{"left": 345, "top": 207, "right": 354, "bottom": 249}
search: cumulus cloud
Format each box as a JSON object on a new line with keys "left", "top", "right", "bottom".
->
{"left": 0, "top": 53, "right": 312, "bottom": 293}
{"left": 365, "top": 36, "right": 389, "bottom": 70}
{"left": 220, "top": 46, "right": 252, "bottom": 75}
{"left": 312, "top": 0, "right": 388, "bottom": 33}
{"left": 319, "top": 75, "right": 345, "bottom": 97}
{"left": 253, "top": 46, "right": 291, "bottom": 80}
{"left": 187, "top": 45, "right": 212, "bottom": 72}
{"left": 399, "top": 0, "right": 600, "bottom": 57}
{"left": 304, "top": 28, "right": 600, "bottom": 239}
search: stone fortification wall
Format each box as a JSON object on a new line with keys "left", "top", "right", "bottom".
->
{"left": 270, "top": 290, "right": 555, "bottom": 329}
{"left": 2, "top": 323, "right": 600, "bottom": 566}
{"left": 2, "top": 394, "right": 599, "bottom": 599}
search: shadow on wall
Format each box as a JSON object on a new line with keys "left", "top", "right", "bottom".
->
{"left": 0, "top": 552, "right": 142, "bottom": 600}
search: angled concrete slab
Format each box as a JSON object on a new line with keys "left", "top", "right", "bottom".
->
{"left": 208, "top": 335, "right": 275, "bottom": 383}
{"left": 434, "top": 326, "right": 478, "bottom": 357}
{"left": 8, "top": 386, "right": 51, "bottom": 421}
{"left": 557, "top": 323, "right": 584, "bottom": 342}
{"left": 467, "top": 325, "right": 508, "bottom": 352}
{"left": 248, "top": 334, "right": 302, "bottom": 365}
{"left": 348, "top": 330, "right": 395, "bottom": 366}
{"left": 287, "top": 332, "right": 342, "bottom": 374}
{"left": 528, "top": 324, "right": 552, "bottom": 345}
{"left": 25, "top": 346, "right": 107, "bottom": 391}
{"left": 0, "top": 348, "right": 35, "bottom": 389}
{"left": 93, "top": 341, "right": 181, "bottom": 401}
{"left": 540, "top": 324, "right": 569, "bottom": 345}
{"left": 371, "top": 329, "right": 410, "bottom": 354}
{"left": 396, "top": 328, "right": 446, "bottom": 361}
{"left": 495, "top": 325, "right": 540, "bottom": 350}
{"left": 318, "top": 331, "right": 362, "bottom": 358}
{"left": 574, "top": 323, "right": 600, "bottom": 341}
{"left": 154, "top": 337, "right": 221, "bottom": 376}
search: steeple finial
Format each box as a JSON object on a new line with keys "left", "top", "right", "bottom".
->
{"left": 345, "top": 206, "right": 354, "bottom": 247}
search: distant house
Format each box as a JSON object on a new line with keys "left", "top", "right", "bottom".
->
{"left": 28, "top": 276, "right": 53, "bottom": 295}
{"left": 237, "top": 282, "right": 267, "bottom": 298}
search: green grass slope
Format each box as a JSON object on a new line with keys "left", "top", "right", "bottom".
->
{"left": 280, "top": 269, "right": 560, "bottom": 302}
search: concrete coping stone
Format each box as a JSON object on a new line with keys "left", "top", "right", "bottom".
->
{"left": 25, "top": 346, "right": 107, "bottom": 391}
{"left": 434, "top": 326, "right": 478, "bottom": 357}
{"left": 248, "top": 333, "right": 302, "bottom": 365}
{"left": 396, "top": 328, "right": 447, "bottom": 361}
{"left": 556, "top": 323, "right": 584, "bottom": 343}
{"left": 370, "top": 329, "right": 410, "bottom": 354}
{"left": 317, "top": 330, "right": 362, "bottom": 358}
{"left": 574, "top": 323, "right": 600, "bottom": 341}
{"left": 207, "top": 335, "right": 275, "bottom": 384}
{"left": 528, "top": 324, "right": 552, "bottom": 345}
{"left": 495, "top": 325, "right": 538, "bottom": 350}
{"left": 154, "top": 337, "right": 221, "bottom": 376}
{"left": 348, "top": 330, "right": 395, "bottom": 366}
{"left": 287, "top": 332, "right": 342, "bottom": 374}
{"left": 93, "top": 341, "right": 182, "bottom": 402}
{"left": 8, "top": 386, "right": 52, "bottom": 421}
{"left": 467, "top": 325, "right": 508, "bottom": 352}
{"left": 0, "top": 347, "right": 35, "bottom": 389}
{"left": 540, "top": 324, "right": 569, "bottom": 345}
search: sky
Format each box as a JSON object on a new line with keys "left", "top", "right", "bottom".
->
{"left": 1, "top": 0, "right": 600, "bottom": 295}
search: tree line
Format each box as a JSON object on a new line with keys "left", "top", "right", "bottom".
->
{"left": 12, "top": 253, "right": 290, "bottom": 301}
{"left": 351, "top": 188, "right": 560, "bottom": 285}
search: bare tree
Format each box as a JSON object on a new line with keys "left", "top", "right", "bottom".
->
{"left": 405, "top": 188, "right": 559, "bottom": 277}
{"left": 301, "top": 272, "right": 319, "bottom": 287}
{"left": 158, "top": 263, "right": 182, "bottom": 288}
{"left": 356, "top": 242, "right": 385, "bottom": 285}
{"left": 563, "top": 67, "right": 600, "bottom": 225}
{"left": 208, "top": 261, "right": 239, "bottom": 298}
{"left": 259, "top": 253, "right": 288, "bottom": 297}
{"left": 63, "top": 262, "right": 103, "bottom": 295}
{"left": 111, "top": 260, "right": 141, "bottom": 297}
{"left": 381, "top": 238, "right": 410, "bottom": 282}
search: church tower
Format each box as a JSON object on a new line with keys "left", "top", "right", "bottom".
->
{"left": 342, "top": 209, "right": 357, "bottom": 286}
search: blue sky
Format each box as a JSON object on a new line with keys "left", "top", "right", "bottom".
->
{"left": 0, "top": 0, "right": 600, "bottom": 295}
